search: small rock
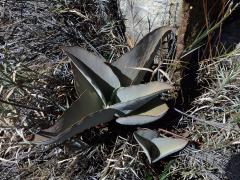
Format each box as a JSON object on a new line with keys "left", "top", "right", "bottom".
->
{"left": 119, "top": 0, "right": 183, "bottom": 44}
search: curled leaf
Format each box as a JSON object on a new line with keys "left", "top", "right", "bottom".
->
{"left": 64, "top": 46, "right": 121, "bottom": 101}
{"left": 116, "top": 81, "right": 173, "bottom": 103}
{"left": 134, "top": 130, "right": 160, "bottom": 162}
{"left": 134, "top": 129, "right": 188, "bottom": 163}
{"left": 111, "top": 82, "right": 172, "bottom": 114}
{"left": 111, "top": 27, "right": 175, "bottom": 86}
{"left": 71, "top": 64, "right": 105, "bottom": 107}
{"left": 116, "top": 99, "right": 169, "bottom": 125}
{"left": 110, "top": 93, "right": 158, "bottom": 114}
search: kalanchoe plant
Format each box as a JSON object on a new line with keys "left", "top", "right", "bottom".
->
{"left": 31, "top": 26, "right": 188, "bottom": 162}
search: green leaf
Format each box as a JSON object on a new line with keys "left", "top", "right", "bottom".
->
{"left": 134, "top": 129, "right": 160, "bottom": 163}
{"left": 110, "top": 82, "right": 172, "bottom": 114}
{"left": 33, "top": 108, "right": 122, "bottom": 145}
{"left": 64, "top": 46, "right": 121, "bottom": 101}
{"left": 116, "top": 81, "right": 173, "bottom": 103}
{"left": 110, "top": 93, "right": 158, "bottom": 114}
{"left": 116, "top": 99, "right": 169, "bottom": 125}
{"left": 32, "top": 91, "right": 124, "bottom": 144}
{"left": 134, "top": 129, "right": 188, "bottom": 163}
{"left": 72, "top": 64, "right": 106, "bottom": 107}
{"left": 152, "top": 137, "right": 188, "bottom": 163}
{"left": 111, "top": 27, "right": 174, "bottom": 86}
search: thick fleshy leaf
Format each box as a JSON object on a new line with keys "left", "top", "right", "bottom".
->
{"left": 64, "top": 46, "right": 121, "bottom": 101}
{"left": 110, "top": 93, "right": 157, "bottom": 114}
{"left": 72, "top": 64, "right": 105, "bottom": 107}
{"left": 116, "top": 81, "right": 173, "bottom": 103}
{"left": 33, "top": 109, "right": 122, "bottom": 145}
{"left": 133, "top": 130, "right": 160, "bottom": 162}
{"left": 116, "top": 99, "right": 169, "bottom": 125}
{"left": 151, "top": 137, "right": 188, "bottom": 163}
{"left": 32, "top": 92, "right": 124, "bottom": 144}
{"left": 110, "top": 82, "right": 172, "bottom": 114}
{"left": 111, "top": 27, "right": 174, "bottom": 86}
{"left": 134, "top": 129, "right": 188, "bottom": 163}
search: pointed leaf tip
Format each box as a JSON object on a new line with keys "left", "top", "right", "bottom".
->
{"left": 31, "top": 92, "right": 124, "bottom": 145}
{"left": 111, "top": 27, "right": 175, "bottom": 86}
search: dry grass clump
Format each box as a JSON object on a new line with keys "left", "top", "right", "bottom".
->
{"left": 166, "top": 50, "right": 240, "bottom": 179}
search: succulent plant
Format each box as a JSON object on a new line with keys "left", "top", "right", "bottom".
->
{"left": 31, "top": 26, "right": 188, "bottom": 163}
{"left": 134, "top": 129, "right": 188, "bottom": 163}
